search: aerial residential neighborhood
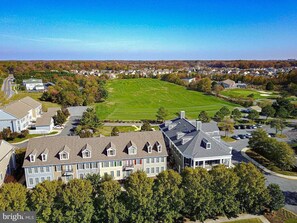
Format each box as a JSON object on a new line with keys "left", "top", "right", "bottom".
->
{"left": 1, "top": 1, "right": 297, "bottom": 223}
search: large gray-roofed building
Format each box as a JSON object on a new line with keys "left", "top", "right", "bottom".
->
{"left": 160, "top": 111, "right": 232, "bottom": 171}
{"left": 23, "top": 131, "right": 168, "bottom": 188}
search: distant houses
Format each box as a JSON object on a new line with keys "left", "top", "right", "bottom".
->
{"left": 181, "top": 77, "right": 196, "bottom": 84}
{"left": 0, "top": 140, "right": 16, "bottom": 186}
{"left": 23, "top": 131, "right": 168, "bottom": 188}
{"left": 160, "top": 111, "right": 232, "bottom": 172}
{"left": 23, "top": 78, "right": 44, "bottom": 91}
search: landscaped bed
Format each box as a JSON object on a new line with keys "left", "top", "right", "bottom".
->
{"left": 8, "top": 131, "right": 58, "bottom": 143}
{"left": 221, "top": 88, "right": 279, "bottom": 100}
{"left": 246, "top": 149, "right": 297, "bottom": 177}
{"left": 265, "top": 208, "right": 297, "bottom": 223}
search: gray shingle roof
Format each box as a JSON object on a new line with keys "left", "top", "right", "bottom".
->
{"left": 23, "top": 131, "right": 167, "bottom": 167}
{"left": 160, "top": 118, "right": 231, "bottom": 159}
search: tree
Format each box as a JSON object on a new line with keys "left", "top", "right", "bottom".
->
{"left": 213, "top": 84, "right": 224, "bottom": 96}
{"left": 153, "top": 170, "right": 185, "bottom": 223}
{"left": 248, "top": 110, "right": 259, "bottom": 121}
{"left": 266, "top": 82, "right": 274, "bottom": 91}
{"left": 261, "top": 105, "right": 275, "bottom": 120}
{"left": 53, "top": 110, "right": 66, "bottom": 125}
{"left": 1, "top": 127, "right": 12, "bottom": 140}
{"left": 275, "top": 107, "right": 288, "bottom": 118}
{"left": 219, "top": 106, "right": 231, "bottom": 117}
{"left": 141, "top": 121, "right": 152, "bottom": 131}
{"left": 234, "top": 163, "right": 270, "bottom": 214}
{"left": 196, "top": 77, "right": 212, "bottom": 93}
{"left": 210, "top": 165, "right": 240, "bottom": 218}
{"left": 267, "top": 184, "right": 285, "bottom": 212}
{"left": 55, "top": 179, "right": 94, "bottom": 223}
{"left": 220, "top": 117, "right": 234, "bottom": 137}
{"left": 80, "top": 107, "right": 102, "bottom": 131}
{"left": 124, "top": 171, "right": 156, "bottom": 223}
{"left": 156, "top": 107, "right": 168, "bottom": 122}
{"left": 0, "top": 183, "right": 27, "bottom": 211}
{"left": 93, "top": 180, "right": 128, "bottom": 223}
{"left": 198, "top": 111, "right": 211, "bottom": 123}
{"left": 111, "top": 127, "right": 119, "bottom": 136}
{"left": 29, "top": 180, "right": 63, "bottom": 222}
{"left": 231, "top": 108, "right": 241, "bottom": 121}
{"left": 270, "top": 119, "right": 286, "bottom": 134}
{"left": 182, "top": 167, "right": 215, "bottom": 222}
{"left": 214, "top": 111, "right": 224, "bottom": 122}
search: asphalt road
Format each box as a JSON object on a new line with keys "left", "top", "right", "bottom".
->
{"left": 224, "top": 125, "right": 297, "bottom": 213}
{"left": 1, "top": 75, "right": 15, "bottom": 98}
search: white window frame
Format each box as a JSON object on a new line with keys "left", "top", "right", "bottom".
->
{"left": 107, "top": 148, "right": 116, "bottom": 157}
{"left": 82, "top": 150, "right": 91, "bottom": 158}
{"left": 41, "top": 154, "right": 47, "bottom": 162}
{"left": 59, "top": 151, "right": 69, "bottom": 160}
{"left": 128, "top": 146, "right": 137, "bottom": 155}
{"left": 29, "top": 154, "right": 36, "bottom": 162}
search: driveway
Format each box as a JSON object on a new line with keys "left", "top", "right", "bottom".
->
{"left": 59, "top": 116, "right": 81, "bottom": 136}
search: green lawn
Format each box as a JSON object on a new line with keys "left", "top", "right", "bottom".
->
{"left": 95, "top": 79, "right": 238, "bottom": 120}
{"left": 222, "top": 218, "right": 262, "bottom": 223}
{"left": 221, "top": 88, "right": 279, "bottom": 100}
{"left": 8, "top": 131, "right": 58, "bottom": 143}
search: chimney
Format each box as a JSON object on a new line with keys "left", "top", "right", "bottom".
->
{"left": 180, "top": 111, "right": 185, "bottom": 119}
{"left": 196, "top": 120, "right": 202, "bottom": 131}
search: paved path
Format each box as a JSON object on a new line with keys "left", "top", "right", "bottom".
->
{"left": 1, "top": 74, "right": 15, "bottom": 98}
{"left": 188, "top": 214, "right": 269, "bottom": 223}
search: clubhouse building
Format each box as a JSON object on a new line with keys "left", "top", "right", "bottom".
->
{"left": 160, "top": 111, "right": 232, "bottom": 172}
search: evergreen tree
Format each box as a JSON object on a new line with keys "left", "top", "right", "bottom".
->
{"left": 198, "top": 111, "right": 211, "bottom": 123}
{"left": 156, "top": 107, "right": 168, "bottom": 122}
{"left": 231, "top": 108, "right": 242, "bottom": 121}
{"left": 267, "top": 184, "right": 285, "bottom": 212}
{"left": 111, "top": 127, "right": 120, "bottom": 136}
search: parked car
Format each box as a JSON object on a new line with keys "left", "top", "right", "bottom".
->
{"left": 268, "top": 133, "right": 276, "bottom": 137}
{"left": 256, "top": 124, "right": 263, "bottom": 128}
{"left": 245, "top": 133, "right": 252, "bottom": 138}
{"left": 251, "top": 125, "right": 257, "bottom": 129}
{"left": 54, "top": 125, "right": 64, "bottom": 129}
{"left": 232, "top": 135, "right": 240, "bottom": 140}
{"left": 235, "top": 125, "right": 241, "bottom": 129}
{"left": 238, "top": 134, "right": 246, "bottom": 139}
{"left": 246, "top": 125, "right": 252, "bottom": 129}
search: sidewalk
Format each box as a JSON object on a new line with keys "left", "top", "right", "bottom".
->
{"left": 188, "top": 214, "right": 270, "bottom": 223}
{"left": 241, "top": 147, "right": 297, "bottom": 180}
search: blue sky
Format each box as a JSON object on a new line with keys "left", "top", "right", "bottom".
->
{"left": 0, "top": 0, "right": 297, "bottom": 60}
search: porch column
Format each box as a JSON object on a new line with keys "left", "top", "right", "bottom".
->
{"left": 203, "top": 161, "right": 205, "bottom": 168}
{"left": 228, "top": 158, "right": 231, "bottom": 167}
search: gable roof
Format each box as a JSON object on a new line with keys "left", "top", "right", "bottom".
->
{"left": 0, "top": 140, "right": 15, "bottom": 161}
{"left": 160, "top": 117, "right": 231, "bottom": 159}
{"left": 20, "top": 97, "right": 41, "bottom": 109}
{"left": 23, "top": 131, "right": 167, "bottom": 167}
{"left": 222, "top": 79, "right": 235, "bottom": 86}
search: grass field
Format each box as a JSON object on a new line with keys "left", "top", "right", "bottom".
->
{"left": 221, "top": 88, "right": 279, "bottom": 100}
{"left": 95, "top": 79, "right": 239, "bottom": 120}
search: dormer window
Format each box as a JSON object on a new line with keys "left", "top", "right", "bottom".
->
{"left": 155, "top": 141, "right": 162, "bottom": 153}
{"left": 59, "top": 152, "right": 69, "bottom": 160}
{"left": 41, "top": 148, "right": 48, "bottom": 162}
{"left": 206, "top": 142, "right": 211, "bottom": 149}
{"left": 107, "top": 148, "right": 116, "bottom": 156}
{"left": 41, "top": 154, "right": 47, "bottom": 162}
{"left": 127, "top": 141, "right": 137, "bottom": 155}
{"left": 146, "top": 142, "right": 152, "bottom": 153}
{"left": 59, "top": 145, "right": 70, "bottom": 160}
{"left": 82, "top": 144, "right": 92, "bottom": 158}
{"left": 128, "top": 146, "right": 137, "bottom": 155}
{"left": 202, "top": 138, "right": 211, "bottom": 149}
{"left": 29, "top": 154, "right": 36, "bottom": 162}
{"left": 82, "top": 150, "right": 91, "bottom": 158}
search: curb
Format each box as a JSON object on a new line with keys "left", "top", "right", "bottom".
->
{"left": 241, "top": 148, "right": 297, "bottom": 180}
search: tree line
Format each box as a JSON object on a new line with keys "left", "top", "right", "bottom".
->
{"left": 40, "top": 75, "right": 108, "bottom": 106}
{"left": 0, "top": 163, "right": 285, "bottom": 223}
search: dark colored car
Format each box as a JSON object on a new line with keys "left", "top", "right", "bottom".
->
{"left": 238, "top": 134, "right": 246, "bottom": 139}
{"left": 232, "top": 135, "right": 240, "bottom": 140}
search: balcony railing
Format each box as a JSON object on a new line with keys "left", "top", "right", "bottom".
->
{"left": 123, "top": 164, "right": 134, "bottom": 171}
{"left": 62, "top": 169, "right": 73, "bottom": 176}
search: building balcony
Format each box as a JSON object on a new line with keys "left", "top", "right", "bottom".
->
{"left": 62, "top": 169, "right": 73, "bottom": 176}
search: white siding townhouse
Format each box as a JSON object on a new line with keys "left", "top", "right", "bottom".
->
{"left": 159, "top": 111, "right": 232, "bottom": 172}
{"left": 0, "top": 97, "right": 42, "bottom": 132}
{"left": 0, "top": 140, "right": 16, "bottom": 186}
{"left": 23, "top": 131, "right": 168, "bottom": 188}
